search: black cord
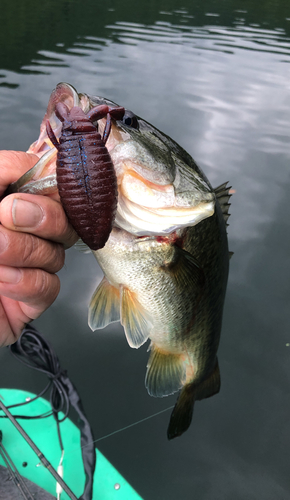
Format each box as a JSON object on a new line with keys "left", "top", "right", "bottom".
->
{"left": 10, "top": 329, "right": 70, "bottom": 423}
{"left": 2, "top": 324, "right": 96, "bottom": 500}
{"left": 9, "top": 328, "right": 69, "bottom": 452}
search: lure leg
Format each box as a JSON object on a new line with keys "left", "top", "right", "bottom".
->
{"left": 102, "top": 114, "right": 111, "bottom": 145}
{"left": 46, "top": 120, "right": 60, "bottom": 150}
{"left": 108, "top": 106, "right": 125, "bottom": 120}
{"left": 87, "top": 105, "right": 125, "bottom": 123}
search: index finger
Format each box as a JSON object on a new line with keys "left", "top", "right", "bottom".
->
{"left": 0, "top": 150, "right": 39, "bottom": 194}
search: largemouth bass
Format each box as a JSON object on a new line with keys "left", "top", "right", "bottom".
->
{"left": 9, "top": 83, "right": 231, "bottom": 439}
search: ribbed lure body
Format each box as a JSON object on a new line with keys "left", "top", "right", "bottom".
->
{"left": 47, "top": 102, "right": 125, "bottom": 250}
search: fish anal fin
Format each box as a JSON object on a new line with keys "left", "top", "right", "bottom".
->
{"left": 120, "top": 286, "right": 151, "bottom": 349}
{"left": 88, "top": 276, "right": 120, "bottom": 331}
{"left": 167, "top": 359, "right": 221, "bottom": 440}
{"left": 145, "top": 344, "right": 186, "bottom": 397}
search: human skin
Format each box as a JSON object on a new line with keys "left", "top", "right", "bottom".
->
{"left": 0, "top": 150, "right": 78, "bottom": 346}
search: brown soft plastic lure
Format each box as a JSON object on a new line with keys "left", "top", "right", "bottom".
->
{"left": 46, "top": 102, "right": 125, "bottom": 250}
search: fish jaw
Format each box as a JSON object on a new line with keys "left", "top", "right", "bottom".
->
{"left": 115, "top": 196, "right": 214, "bottom": 236}
{"left": 5, "top": 148, "right": 59, "bottom": 199}
{"left": 111, "top": 152, "right": 215, "bottom": 236}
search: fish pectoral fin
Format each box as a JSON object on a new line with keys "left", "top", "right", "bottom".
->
{"left": 195, "top": 359, "right": 221, "bottom": 400}
{"left": 88, "top": 276, "right": 120, "bottom": 331}
{"left": 120, "top": 286, "right": 152, "bottom": 349}
{"left": 145, "top": 343, "right": 186, "bottom": 397}
{"left": 162, "top": 246, "right": 205, "bottom": 290}
{"left": 167, "top": 359, "right": 220, "bottom": 440}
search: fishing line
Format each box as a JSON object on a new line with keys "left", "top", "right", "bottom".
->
{"left": 36, "top": 406, "right": 175, "bottom": 467}
{"left": 63, "top": 405, "right": 175, "bottom": 459}
{"left": 93, "top": 406, "right": 175, "bottom": 444}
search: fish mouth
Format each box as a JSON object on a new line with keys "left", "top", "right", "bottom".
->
{"left": 14, "top": 82, "right": 215, "bottom": 237}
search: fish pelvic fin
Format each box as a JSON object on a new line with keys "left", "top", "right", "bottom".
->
{"left": 145, "top": 344, "right": 186, "bottom": 397}
{"left": 167, "top": 359, "right": 221, "bottom": 440}
{"left": 120, "top": 286, "right": 152, "bottom": 348}
{"left": 88, "top": 276, "right": 120, "bottom": 331}
{"left": 214, "top": 181, "right": 232, "bottom": 226}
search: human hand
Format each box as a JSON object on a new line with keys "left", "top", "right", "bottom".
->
{"left": 0, "top": 150, "right": 78, "bottom": 346}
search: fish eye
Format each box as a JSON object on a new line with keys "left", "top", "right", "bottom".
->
{"left": 122, "top": 110, "right": 139, "bottom": 130}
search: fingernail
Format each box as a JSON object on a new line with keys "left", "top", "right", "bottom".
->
{"left": 0, "top": 266, "right": 22, "bottom": 284}
{"left": 0, "top": 231, "right": 8, "bottom": 254}
{"left": 12, "top": 199, "right": 43, "bottom": 228}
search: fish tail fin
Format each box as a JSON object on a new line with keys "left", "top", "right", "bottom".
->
{"left": 167, "top": 359, "right": 221, "bottom": 440}
{"left": 167, "top": 383, "right": 195, "bottom": 440}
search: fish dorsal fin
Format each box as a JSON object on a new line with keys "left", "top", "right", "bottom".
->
{"left": 120, "top": 286, "right": 152, "bottom": 349}
{"left": 88, "top": 276, "right": 120, "bottom": 331}
{"left": 214, "top": 182, "right": 232, "bottom": 225}
{"left": 145, "top": 343, "right": 186, "bottom": 397}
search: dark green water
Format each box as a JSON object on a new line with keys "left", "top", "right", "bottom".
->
{"left": 0, "top": 1, "right": 290, "bottom": 499}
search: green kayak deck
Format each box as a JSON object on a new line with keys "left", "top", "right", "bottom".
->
{"left": 0, "top": 388, "right": 143, "bottom": 500}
